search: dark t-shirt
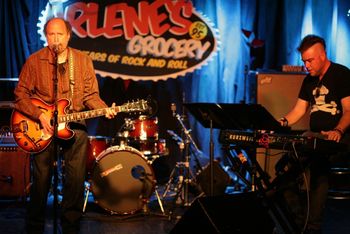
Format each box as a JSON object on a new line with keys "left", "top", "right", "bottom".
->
{"left": 299, "top": 62, "right": 350, "bottom": 132}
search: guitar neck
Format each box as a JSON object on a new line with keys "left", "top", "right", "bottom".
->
{"left": 58, "top": 106, "right": 119, "bottom": 123}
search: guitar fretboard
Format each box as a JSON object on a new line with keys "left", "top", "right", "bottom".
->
{"left": 58, "top": 107, "right": 119, "bottom": 123}
{"left": 57, "top": 100, "right": 148, "bottom": 123}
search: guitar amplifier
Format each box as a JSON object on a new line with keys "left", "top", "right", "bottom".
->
{"left": 0, "top": 143, "right": 30, "bottom": 198}
{"left": 249, "top": 71, "right": 309, "bottom": 130}
{"left": 249, "top": 71, "right": 308, "bottom": 180}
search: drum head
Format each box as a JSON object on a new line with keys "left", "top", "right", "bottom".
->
{"left": 91, "top": 145, "right": 155, "bottom": 214}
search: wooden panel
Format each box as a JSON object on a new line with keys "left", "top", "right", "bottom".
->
{"left": 0, "top": 146, "right": 30, "bottom": 197}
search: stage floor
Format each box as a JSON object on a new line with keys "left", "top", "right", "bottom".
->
{"left": 1, "top": 186, "right": 350, "bottom": 234}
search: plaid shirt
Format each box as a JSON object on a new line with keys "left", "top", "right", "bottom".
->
{"left": 14, "top": 47, "right": 107, "bottom": 121}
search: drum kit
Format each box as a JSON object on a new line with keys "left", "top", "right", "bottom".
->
{"left": 84, "top": 115, "right": 171, "bottom": 215}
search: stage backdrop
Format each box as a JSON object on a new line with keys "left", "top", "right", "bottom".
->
{"left": 1, "top": 0, "right": 350, "bottom": 176}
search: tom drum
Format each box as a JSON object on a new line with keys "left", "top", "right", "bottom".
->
{"left": 127, "top": 115, "right": 158, "bottom": 141}
{"left": 86, "top": 136, "right": 112, "bottom": 176}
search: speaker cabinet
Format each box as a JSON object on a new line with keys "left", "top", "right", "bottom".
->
{"left": 0, "top": 146, "right": 30, "bottom": 197}
{"left": 255, "top": 72, "right": 308, "bottom": 131}
{"left": 170, "top": 192, "right": 275, "bottom": 233}
{"left": 196, "top": 161, "right": 230, "bottom": 196}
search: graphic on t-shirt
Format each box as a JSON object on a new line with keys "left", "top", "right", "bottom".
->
{"left": 311, "top": 85, "right": 338, "bottom": 115}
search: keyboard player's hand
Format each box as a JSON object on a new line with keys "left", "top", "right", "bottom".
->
{"left": 321, "top": 129, "right": 342, "bottom": 142}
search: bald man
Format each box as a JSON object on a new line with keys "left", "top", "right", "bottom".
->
{"left": 278, "top": 35, "right": 350, "bottom": 233}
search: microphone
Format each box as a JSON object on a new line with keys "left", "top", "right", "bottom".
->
{"left": 170, "top": 103, "right": 176, "bottom": 117}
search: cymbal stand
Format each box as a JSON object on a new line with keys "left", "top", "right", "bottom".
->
{"left": 163, "top": 113, "right": 198, "bottom": 207}
{"left": 174, "top": 119, "right": 204, "bottom": 174}
{"left": 162, "top": 136, "right": 185, "bottom": 200}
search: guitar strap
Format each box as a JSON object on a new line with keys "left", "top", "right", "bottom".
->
{"left": 68, "top": 49, "right": 86, "bottom": 127}
{"left": 68, "top": 48, "right": 74, "bottom": 111}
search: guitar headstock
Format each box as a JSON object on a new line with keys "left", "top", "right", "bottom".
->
{"left": 120, "top": 99, "right": 150, "bottom": 114}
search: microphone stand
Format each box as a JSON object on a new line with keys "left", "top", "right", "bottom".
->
{"left": 173, "top": 112, "right": 197, "bottom": 206}
{"left": 240, "top": 65, "right": 248, "bottom": 104}
{"left": 209, "top": 119, "right": 214, "bottom": 196}
{"left": 52, "top": 50, "right": 59, "bottom": 234}
{"left": 177, "top": 116, "right": 203, "bottom": 174}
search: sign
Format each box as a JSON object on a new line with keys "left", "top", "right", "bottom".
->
{"left": 38, "top": 0, "right": 219, "bottom": 81}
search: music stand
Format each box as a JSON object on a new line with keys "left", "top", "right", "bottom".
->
{"left": 184, "top": 103, "right": 284, "bottom": 131}
{"left": 184, "top": 103, "right": 285, "bottom": 196}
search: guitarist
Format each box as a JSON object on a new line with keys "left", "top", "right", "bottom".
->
{"left": 13, "top": 17, "right": 116, "bottom": 234}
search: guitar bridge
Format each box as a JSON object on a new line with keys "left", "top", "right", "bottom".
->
{"left": 12, "top": 120, "right": 28, "bottom": 133}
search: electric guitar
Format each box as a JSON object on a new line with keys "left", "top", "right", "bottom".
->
{"left": 11, "top": 98, "right": 149, "bottom": 153}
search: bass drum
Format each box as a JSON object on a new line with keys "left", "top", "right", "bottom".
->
{"left": 91, "top": 145, "right": 155, "bottom": 214}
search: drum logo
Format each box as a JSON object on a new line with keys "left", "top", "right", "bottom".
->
{"left": 100, "top": 164, "right": 123, "bottom": 178}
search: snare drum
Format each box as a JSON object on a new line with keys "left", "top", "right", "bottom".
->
{"left": 91, "top": 145, "right": 155, "bottom": 214}
{"left": 86, "top": 136, "right": 112, "bottom": 176}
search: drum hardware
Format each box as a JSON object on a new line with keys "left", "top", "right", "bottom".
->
{"left": 162, "top": 104, "right": 203, "bottom": 207}
{"left": 113, "top": 131, "right": 130, "bottom": 147}
{"left": 83, "top": 181, "right": 90, "bottom": 213}
{"left": 137, "top": 170, "right": 167, "bottom": 216}
{"left": 117, "top": 116, "right": 169, "bottom": 162}
{"left": 167, "top": 130, "right": 204, "bottom": 174}
{"left": 128, "top": 138, "right": 169, "bottom": 163}
{"left": 123, "top": 118, "right": 135, "bottom": 132}
{"left": 162, "top": 161, "right": 197, "bottom": 205}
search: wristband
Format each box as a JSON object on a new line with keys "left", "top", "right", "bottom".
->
{"left": 333, "top": 128, "right": 344, "bottom": 135}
